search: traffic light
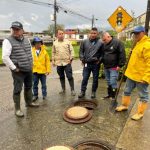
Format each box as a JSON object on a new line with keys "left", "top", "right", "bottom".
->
{"left": 116, "top": 12, "right": 123, "bottom": 26}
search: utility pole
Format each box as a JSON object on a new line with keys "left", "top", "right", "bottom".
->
{"left": 54, "top": 0, "right": 57, "bottom": 37}
{"left": 92, "top": 15, "right": 94, "bottom": 28}
{"left": 145, "top": 0, "right": 150, "bottom": 35}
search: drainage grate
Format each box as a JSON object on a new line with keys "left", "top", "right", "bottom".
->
{"left": 73, "top": 140, "right": 114, "bottom": 150}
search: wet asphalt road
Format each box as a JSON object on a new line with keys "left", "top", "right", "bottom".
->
{"left": 0, "top": 60, "right": 138, "bottom": 150}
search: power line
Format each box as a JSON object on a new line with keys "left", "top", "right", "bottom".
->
{"left": 15, "top": 0, "right": 92, "bottom": 21}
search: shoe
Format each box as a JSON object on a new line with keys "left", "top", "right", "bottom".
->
{"left": 26, "top": 102, "right": 39, "bottom": 107}
{"left": 115, "top": 105, "right": 128, "bottom": 111}
{"left": 59, "top": 90, "right": 65, "bottom": 94}
{"left": 91, "top": 92, "right": 96, "bottom": 99}
{"left": 78, "top": 91, "right": 85, "bottom": 98}
{"left": 101, "top": 86, "right": 112, "bottom": 100}
{"left": 131, "top": 102, "right": 148, "bottom": 121}
{"left": 15, "top": 110, "right": 24, "bottom": 117}
{"left": 115, "top": 96, "right": 131, "bottom": 112}
{"left": 43, "top": 96, "right": 47, "bottom": 100}
{"left": 33, "top": 96, "right": 38, "bottom": 102}
{"left": 71, "top": 90, "right": 76, "bottom": 96}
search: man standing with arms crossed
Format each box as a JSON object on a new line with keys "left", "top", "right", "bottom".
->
{"left": 2, "top": 21, "right": 39, "bottom": 117}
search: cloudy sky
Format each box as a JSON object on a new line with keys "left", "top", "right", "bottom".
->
{"left": 0, "top": 0, "right": 148, "bottom": 32}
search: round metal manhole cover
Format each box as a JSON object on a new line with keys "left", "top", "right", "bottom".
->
{"left": 73, "top": 140, "right": 114, "bottom": 150}
{"left": 63, "top": 106, "right": 93, "bottom": 124}
{"left": 73, "top": 99, "right": 98, "bottom": 110}
{"left": 46, "top": 145, "right": 74, "bottom": 150}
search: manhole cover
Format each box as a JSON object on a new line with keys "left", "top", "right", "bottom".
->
{"left": 73, "top": 99, "right": 98, "bottom": 110}
{"left": 46, "top": 145, "right": 74, "bottom": 150}
{"left": 73, "top": 140, "right": 114, "bottom": 150}
{"left": 63, "top": 106, "right": 93, "bottom": 124}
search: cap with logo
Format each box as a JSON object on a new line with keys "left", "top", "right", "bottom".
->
{"left": 11, "top": 21, "right": 23, "bottom": 29}
{"left": 131, "top": 26, "right": 145, "bottom": 34}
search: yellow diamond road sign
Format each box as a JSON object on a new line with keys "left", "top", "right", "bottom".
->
{"left": 108, "top": 6, "right": 133, "bottom": 32}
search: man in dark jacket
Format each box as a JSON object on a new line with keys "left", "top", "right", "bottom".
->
{"left": 78, "top": 27, "right": 103, "bottom": 99}
{"left": 102, "top": 32, "right": 126, "bottom": 100}
{"left": 2, "top": 21, "right": 39, "bottom": 117}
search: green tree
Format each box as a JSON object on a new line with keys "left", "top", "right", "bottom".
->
{"left": 47, "top": 24, "right": 65, "bottom": 36}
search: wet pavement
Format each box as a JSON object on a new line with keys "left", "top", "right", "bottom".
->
{"left": 0, "top": 59, "right": 150, "bottom": 150}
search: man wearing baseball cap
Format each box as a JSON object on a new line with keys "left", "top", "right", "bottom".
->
{"left": 2, "top": 21, "right": 39, "bottom": 117}
{"left": 116, "top": 26, "right": 150, "bottom": 121}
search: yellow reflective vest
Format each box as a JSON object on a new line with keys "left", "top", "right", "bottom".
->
{"left": 32, "top": 45, "right": 51, "bottom": 74}
{"left": 125, "top": 35, "right": 150, "bottom": 84}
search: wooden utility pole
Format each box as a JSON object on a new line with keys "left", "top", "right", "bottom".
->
{"left": 145, "top": 0, "right": 150, "bottom": 35}
{"left": 92, "top": 15, "right": 94, "bottom": 28}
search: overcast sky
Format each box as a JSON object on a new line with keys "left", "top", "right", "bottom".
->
{"left": 0, "top": 0, "right": 148, "bottom": 32}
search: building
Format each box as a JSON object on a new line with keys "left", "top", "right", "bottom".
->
{"left": 64, "top": 29, "right": 88, "bottom": 42}
{"left": 118, "top": 12, "right": 150, "bottom": 40}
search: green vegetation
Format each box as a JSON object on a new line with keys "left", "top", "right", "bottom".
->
{"left": 46, "top": 45, "right": 80, "bottom": 60}
{"left": 0, "top": 47, "right": 2, "bottom": 64}
{"left": 0, "top": 45, "right": 80, "bottom": 64}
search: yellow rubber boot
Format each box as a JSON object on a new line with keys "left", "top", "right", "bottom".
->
{"left": 115, "top": 96, "right": 131, "bottom": 112}
{"left": 131, "top": 102, "right": 148, "bottom": 121}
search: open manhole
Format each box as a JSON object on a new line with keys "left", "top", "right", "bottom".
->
{"left": 73, "top": 99, "right": 98, "bottom": 110}
{"left": 73, "top": 140, "right": 114, "bottom": 150}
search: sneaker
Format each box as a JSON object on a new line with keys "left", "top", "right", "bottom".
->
{"left": 33, "top": 96, "right": 38, "bottom": 102}
{"left": 78, "top": 91, "right": 85, "bottom": 98}
{"left": 71, "top": 90, "right": 76, "bottom": 96}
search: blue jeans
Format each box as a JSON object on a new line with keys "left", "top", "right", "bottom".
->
{"left": 124, "top": 78, "right": 149, "bottom": 102}
{"left": 104, "top": 68, "right": 118, "bottom": 89}
{"left": 81, "top": 62, "right": 100, "bottom": 92}
{"left": 33, "top": 73, "right": 47, "bottom": 97}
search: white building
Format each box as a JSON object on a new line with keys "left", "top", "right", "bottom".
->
{"left": 118, "top": 13, "right": 150, "bottom": 40}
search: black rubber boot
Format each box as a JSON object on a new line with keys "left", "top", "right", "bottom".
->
{"left": 59, "top": 79, "right": 66, "bottom": 94}
{"left": 24, "top": 89, "right": 39, "bottom": 107}
{"left": 102, "top": 85, "right": 112, "bottom": 99}
{"left": 13, "top": 94, "right": 24, "bottom": 117}
{"left": 91, "top": 92, "right": 96, "bottom": 99}
{"left": 78, "top": 91, "right": 85, "bottom": 98}
{"left": 68, "top": 78, "right": 76, "bottom": 96}
{"left": 111, "top": 88, "right": 117, "bottom": 100}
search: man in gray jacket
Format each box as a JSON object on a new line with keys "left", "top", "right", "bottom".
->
{"left": 2, "top": 21, "right": 39, "bottom": 117}
{"left": 78, "top": 27, "right": 103, "bottom": 98}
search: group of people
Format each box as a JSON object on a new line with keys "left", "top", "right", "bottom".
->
{"left": 2, "top": 21, "right": 150, "bottom": 121}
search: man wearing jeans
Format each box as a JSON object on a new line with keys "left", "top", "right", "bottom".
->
{"left": 102, "top": 32, "right": 126, "bottom": 100}
{"left": 116, "top": 26, "right": 150, "bottom": 121}
{"left": 78, "top": 27, "right": 103, "bottom": 99}
{"left": 2, "top": 21, "right": 39, "bottom": 117}
{"left": 52, "top": 30, "right": 76, "bottom": 96}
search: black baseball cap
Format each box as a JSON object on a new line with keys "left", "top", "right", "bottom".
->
{"left": 11, "top": 21, "right": 23, "bottom": 29}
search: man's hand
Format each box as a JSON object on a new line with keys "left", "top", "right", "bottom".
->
{"left": 52, "top": 63, "right": 56, "bottom": 67}
{"left": 13, "top": 68, "right": 20, "bottom": 72}
{"left": 141, "top": 80, "right": 148, "bottom": 84}
{"left": 45, "top": 72, "right": 49, "bottom": 76}
{"left": 116, "top": 66, "right": 120, "bottom": 71}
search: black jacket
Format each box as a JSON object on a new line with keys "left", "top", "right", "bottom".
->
{"left": 102, "top": 38, "right": 126, "bottom": 69}
{"left": 79, "top": 38, "right": 103, "bottom": 63}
